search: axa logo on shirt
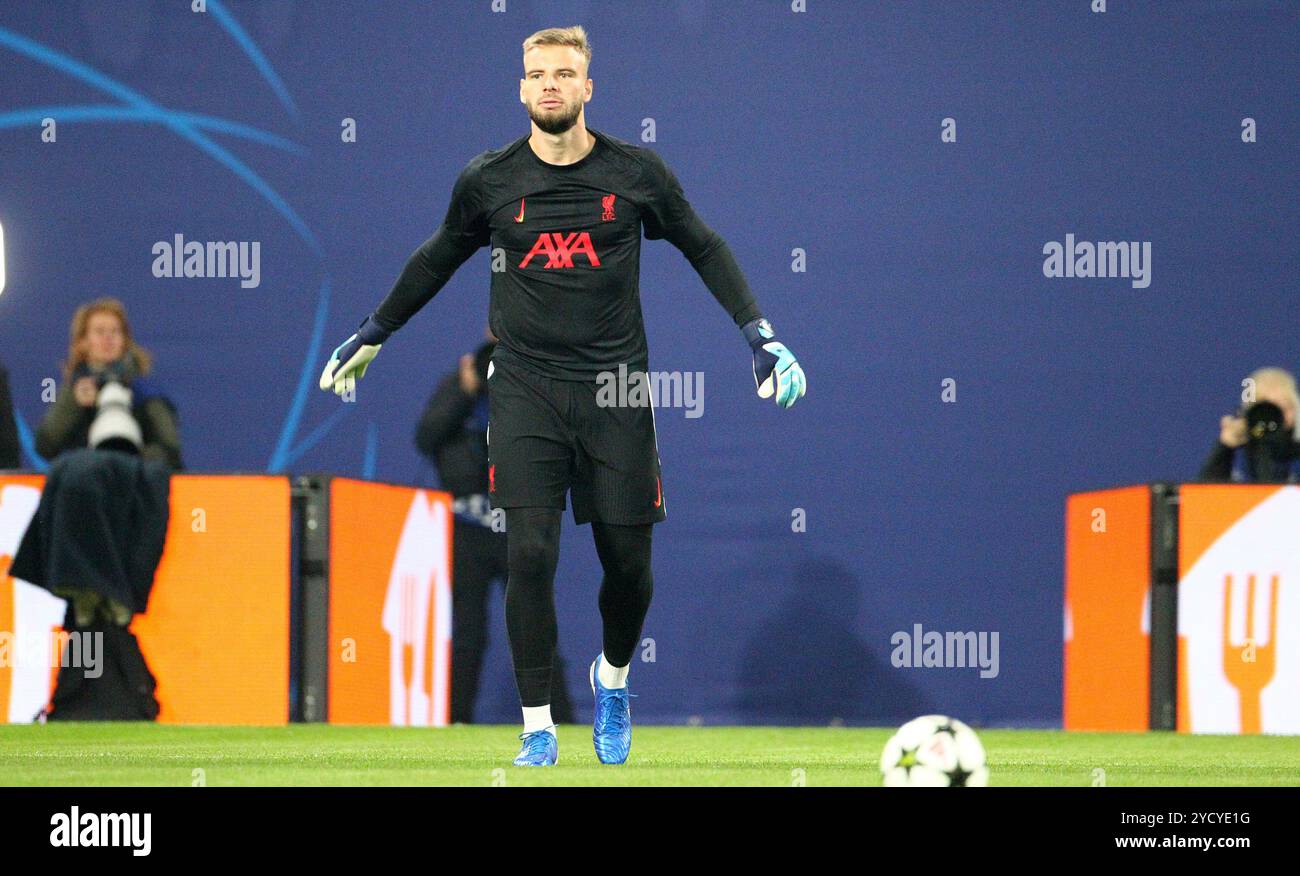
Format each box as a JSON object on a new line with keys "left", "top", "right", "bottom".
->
{"left": 519, "top": 232, "right": 602, "bottom": 269}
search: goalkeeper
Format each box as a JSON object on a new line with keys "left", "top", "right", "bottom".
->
{"left": 319, "top": 26, "right": 805, "bottom": 767}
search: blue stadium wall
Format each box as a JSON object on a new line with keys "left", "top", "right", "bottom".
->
{"left": 1, "top": 1, "right": 1295, "bottom": 726}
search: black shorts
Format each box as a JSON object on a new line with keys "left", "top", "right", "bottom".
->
{"left": 486, "top": 356, "right": 667, "bottom": 526}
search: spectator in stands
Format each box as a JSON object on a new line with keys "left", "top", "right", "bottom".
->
{"left": 416, "top": 331, "right": 574, "bottom": 724}
{"left": 0, "top": 359, "right": 19, "bottom": 469}
{"left": 1201, "top": 366, "right": 1300, "bottom": 483}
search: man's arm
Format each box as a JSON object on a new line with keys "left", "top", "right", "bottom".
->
{"left": 371, "top": 162, "right": 491, "bottom": 335}
{"left": 641, "top": 150, "right": 806, "bottom": 408}
{"left": 320, "top": 161, "right": 490, "bottom": 396}
{"left": 640, "top": 150, "right": 762, "bottom": 328}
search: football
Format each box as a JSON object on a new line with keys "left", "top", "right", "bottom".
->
{"left": 880, "top": 715, "right": 989, "bottom": 787}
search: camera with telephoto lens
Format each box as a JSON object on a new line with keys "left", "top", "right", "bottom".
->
{"left": 1241, "top": 401, "right": 1292, "bottom": 483}
{"left": 87, "top": 379, "right": 143, "bottom": 455}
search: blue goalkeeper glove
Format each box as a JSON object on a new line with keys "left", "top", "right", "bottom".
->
{"left": 742, "top": 318, "right": 806, "bottom": 409}
{"left": 318, "top": 315, "right": 390, "bottom": 397}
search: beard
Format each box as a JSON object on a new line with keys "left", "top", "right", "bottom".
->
{"left": 527, "top": 97, "right": 582, "bottom": 135}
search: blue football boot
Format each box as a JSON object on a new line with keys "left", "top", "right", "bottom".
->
{"left": 590, "top": 654, "right": 634, "bottom": 764}
{"left": 512, "top": 726, "right": 558, "bottom": 766}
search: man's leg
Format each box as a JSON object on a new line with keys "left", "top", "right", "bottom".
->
{"left": 504, "top": 507, "right": 563, "bottom": 731}
{"left": 587, "top": 521, "right": 653, "bottom": 764}
{"left": 569, "top": 370, "right": 665, "bottom": 764}
{"left": 592, "top": 521, "right": 654, "bottom": 678}
{"left": 491, "top": 517, "right": 575, "bottom": 724}
{"left": 486, "top": 358, "right": 574, "bottom": 765}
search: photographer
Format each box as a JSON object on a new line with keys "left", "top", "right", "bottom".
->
{"left": 11, "top": 297, "right": 180, "bottom": 720}
{"left": 34, "top": 298, "right": 182, "bottom": 468}
{"left": 415, "top": 334, "right": 574, "bottom": 724}
{"left": 1200, "top": 366, "right": 1300, "bottom": 483}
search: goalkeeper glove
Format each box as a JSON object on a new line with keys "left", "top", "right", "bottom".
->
{"left": 742, "top": 317, "right": 806, "bottom": 409}
{"left": 319, "top": 315, "right": 390, "bottom": 397}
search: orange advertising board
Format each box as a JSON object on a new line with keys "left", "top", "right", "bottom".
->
{"left": 328, "top": 479, "right": 453, "bottom": 726}
{"left": 1063, "top": 486, "right": 1150, "bottom": 731}
{"left": 0, "top": 473, "right": 290, "bottom": 725}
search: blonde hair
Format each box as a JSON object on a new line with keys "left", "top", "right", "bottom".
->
{"left": 62, "top": 297, "right": 153, "bottom": 384}
{"left": 1247, "top": 366, "right": 1300, "bottom": 440}
{"left": 522, "top": 25, "right": 591, "bottom": 72}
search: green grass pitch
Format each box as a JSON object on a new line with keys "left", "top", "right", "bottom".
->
{"left": 1, "top": 724, "right": 1297, "bottom": 786}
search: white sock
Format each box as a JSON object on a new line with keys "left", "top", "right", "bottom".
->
{"left": 522, "top": 705, "right": 554, "bottom": 734}
{"left": 598, "top": 654, "right": 629, "bottom": 689}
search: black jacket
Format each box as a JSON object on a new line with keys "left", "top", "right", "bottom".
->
{"left": 0, "top": 361, "right": 19, "bottom": 469}
{"left": 414, "top": 372, "right": 489, "bottom": 498}
{"left": 1199, "top": 440, "right": 1300, "bottom": 482}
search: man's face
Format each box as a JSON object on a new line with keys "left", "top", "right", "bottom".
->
{"left": 520, "top": 45, "right": 591, "bottom": 135}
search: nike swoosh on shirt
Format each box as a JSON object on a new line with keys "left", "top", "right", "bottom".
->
{"left": 514, "top": 198, "right": 525, "bottom": 222}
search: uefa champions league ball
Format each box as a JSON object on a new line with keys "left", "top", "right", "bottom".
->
{"left": 880, "top": 715, "right": 989, "bottom": 787}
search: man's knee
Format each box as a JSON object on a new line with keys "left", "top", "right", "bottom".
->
{"left": 608, "top": 553, "right": 652, "bottom": 588}
{"left": 506, "top": 509, "right": 561, "bottom": 582}
{"left": 510, "top": 539, "right": 556, "bottom": 580}
{"left": 594, "top": 523, "right": 652, "bottom": 584}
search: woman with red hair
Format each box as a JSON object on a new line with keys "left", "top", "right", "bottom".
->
{"left": 35, "top": 297, "right": 182, "bottom": 468}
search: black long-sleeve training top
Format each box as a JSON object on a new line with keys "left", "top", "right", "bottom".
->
{"left": 371, "top": 128, "right": 763, "bottom": 380}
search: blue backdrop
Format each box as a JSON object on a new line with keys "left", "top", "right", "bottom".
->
{"left": 1, "top": 0, "right": 1295, "bottom": 726}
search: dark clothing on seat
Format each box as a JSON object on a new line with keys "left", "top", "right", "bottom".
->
{"left": 10, "top": 448, "right": 172, "bottom": 615}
